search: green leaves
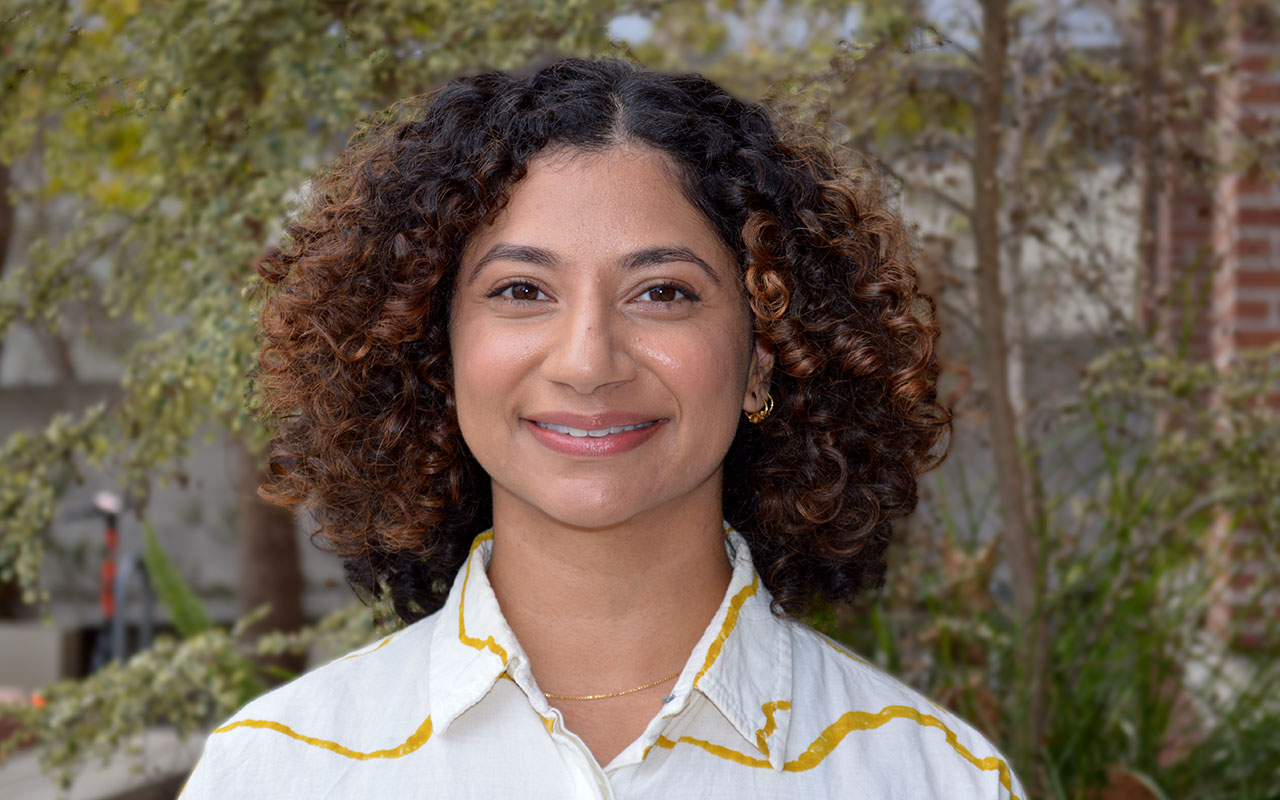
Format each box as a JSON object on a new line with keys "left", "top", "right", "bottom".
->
{"left": 0, "top": 0, "right": 626, "bottom": 784}
{"left": 141, "top": 521, "right": 211, "bottom": 639}
{"left": 4, "top": 2, "right": 1276, "bottom": 797}
{"left": 0, "top": 0, "right": 625, "bottom": 610}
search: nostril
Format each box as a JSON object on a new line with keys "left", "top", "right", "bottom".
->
{"left": 539, "top": 315, "right": 637, "bottom": 393}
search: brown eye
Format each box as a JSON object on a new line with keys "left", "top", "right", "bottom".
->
{"left": 492, "top": 282, "right": 546, "bottom": 302}
{"left": 641, "top": 285, "right": 693, "bottom": 303}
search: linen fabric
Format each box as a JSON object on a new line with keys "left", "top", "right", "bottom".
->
{"left": 181, "top": 527, "right": 1025, "bottom": 799}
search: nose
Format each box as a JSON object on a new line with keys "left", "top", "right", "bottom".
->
{"left": 539, "top": 292, "right": 637, "bottom": 394}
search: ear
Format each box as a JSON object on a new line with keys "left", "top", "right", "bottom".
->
{"left": 743, "top": 335, "right": 776, "bottom": 415}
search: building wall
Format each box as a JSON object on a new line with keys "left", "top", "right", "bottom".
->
{"left": 0, "top": 384, "right": 348, "bottom": 632}
{"left": 1206, "top": 3, "right": 1280, "bottom": 649}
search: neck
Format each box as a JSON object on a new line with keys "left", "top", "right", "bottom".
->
{"left": 485, "top": 491, "right": 733, "bottom": 697}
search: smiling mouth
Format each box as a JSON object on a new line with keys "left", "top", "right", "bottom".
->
{"left": 532, "top": 421, "right": 658, "bottom": 438}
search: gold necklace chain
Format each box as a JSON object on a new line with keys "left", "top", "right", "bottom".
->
{"left": 543, "top": 670, "right": 681, "bottom": 701}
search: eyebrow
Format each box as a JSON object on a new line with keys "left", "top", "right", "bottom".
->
{"left": 464, "top": 242, "right": 722, "bottom": 286}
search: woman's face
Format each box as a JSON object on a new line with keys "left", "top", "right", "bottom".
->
{"left": 449, "top": 144, "right": 771, "bottom": 530}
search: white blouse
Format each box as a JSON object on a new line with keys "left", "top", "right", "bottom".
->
{"left": 181, "top": 527, "right": 1024, "bottom": 799}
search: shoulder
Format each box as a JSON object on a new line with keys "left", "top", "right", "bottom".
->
{"left": 788, "top": 621, "right": 948, "bottom": 715}
{"left": 179, "top": 611, "right": 442, "bottom": 798}
{"left": 784, "top": 621, "right": 1024, "bottom": 799}
{"left": 234, "top": 612, "right": 437, "bottom": 728}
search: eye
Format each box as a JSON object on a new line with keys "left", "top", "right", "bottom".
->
{"left": 489, "top": 281, "right": 548, "bottom": 302}
{"left": 636, "top": 284, "right": 698, "bottom": 303}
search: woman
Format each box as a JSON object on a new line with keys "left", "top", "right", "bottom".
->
{"left": 181, "top": 58, "right": 1023, "bottom": 798}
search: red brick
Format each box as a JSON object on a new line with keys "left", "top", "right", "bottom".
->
{"left": 1173, "top": 224, "right": 1213, "bottom": 238}
{"left": 1240, "top": 208, "right": 1280, "bottom": 226}
{"left": 1241, "top": 114, "right": 1277, "bottom": 136}
{"left": 1239, "top": 270, "right": 1280, "bottom": 289}
{"left": 1231, "top": 630, "right": 1275, "bottom": 651}
{"left": 1239, "top": 177, "right": 1278, "bottom": 195}
{"left": 1188, "top": 17, "right": 1280, "bottom": 652}
{"left": 1179, "top": 251, "right": 1214, "bottom": 268}
{"left": 1242, "top": 26, "right": 1280, "bottom": 47}
{"left": 1243, "top": 81, "right": 1280, "bottom": 104}
{"left": 1230, "top": 569, "right": 1264, "bottom": 592}
{"left": 1174, "top": 210, "right": 1213, "bottom": 226}
{"left": 1240, "top": 54, "right": 1280, "bottom": 74}
{"left": 1235, "top": 329, "right": 1280, "bottom": 348}
{"left": 1237, "top": 238, "right": 1273, "bottom": 257}
{"left": 1236, "top": 298, "right": 1273, "bottom": 319}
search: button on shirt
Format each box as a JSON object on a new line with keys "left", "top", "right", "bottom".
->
{"left": 181, "top": 528, "right": 1025, "bottom": 799}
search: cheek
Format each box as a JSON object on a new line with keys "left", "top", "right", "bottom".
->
{"left": 452, "top": 320, "right": 539, "bottom": 389}
{"left": 637, "top": 324, "right": 752, "bottom": 419}
{"left": 449, "top": 319, "right": 534, "bottom": 450}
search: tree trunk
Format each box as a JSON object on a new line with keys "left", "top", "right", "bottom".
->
{"left": 0, "top": 162, "right": 18, "bottom": 620}
{"left": 1137, "top": 0, "right": 1177, "bottom": 353}
{"left": 1001, "top": 0, "right": 1063, "bottom": 549}
{"left": 232, "top": 436, "right": 306, "bottom": 679}
{"left": 972, "top": 0, "right": 1047, "bottom": 760}
{"left": 33, "top": 324, "right": 77, "bottom": 383}
{"left": 0, "top": 161, "right": 12, "bottom": 379}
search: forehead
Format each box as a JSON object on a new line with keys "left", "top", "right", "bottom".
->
{"left": 459, "top": 144, "right": 734, "bottom": 270}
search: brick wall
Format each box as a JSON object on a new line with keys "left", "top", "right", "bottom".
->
{"left": 1204, "top": 1, "right": 1279, "bottom": 649}
{"left": 1147, "top": 1, "right": 1278, "bottom": 648}
{"left": 1138, "top": 2, "right": 1219, "bottom": 361}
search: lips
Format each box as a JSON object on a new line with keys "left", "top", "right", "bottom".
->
{"left": 534, "top": 420, "right": 657, "bottom": 438}
{"left": 525, "top": 412, "right": 664, "bottom": 429}
{"left": 522, "top": 413, "right": 666, "bottom": 457}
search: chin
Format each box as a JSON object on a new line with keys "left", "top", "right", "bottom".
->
{"left": 540, "top": 496, "right": 647, "bottom": 531}
{"left": 503, "top": 480, "right": 659, "bottom": 531}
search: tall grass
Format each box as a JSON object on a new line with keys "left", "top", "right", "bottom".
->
{"left": 816, "top": 343, "right": 1280, "bottom": 798}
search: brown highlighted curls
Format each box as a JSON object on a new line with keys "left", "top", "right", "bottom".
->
{"left": 251, "top": 58, "right": 950, "bottom": 623}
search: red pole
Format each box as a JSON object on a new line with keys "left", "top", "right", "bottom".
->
{"left": 100, "top": 512, "right": 118, "bottom": 622}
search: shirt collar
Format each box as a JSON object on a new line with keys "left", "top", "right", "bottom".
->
{"left": 427, "top": 531, "right": 523, "bottom": 734}
{"left": 673, "top": 527, "right": 793, "bottom": 770}
{"left": 427, "top": 526, "right": 794, "bottom": 770}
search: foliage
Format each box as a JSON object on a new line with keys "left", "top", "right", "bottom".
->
{"left": 0, "top": 0, "right": 847, "bottom": 789}
{"left": 1161, "top": 660, "right": 1280, "bottom": 799}
{"left": 779, "top": 2, "right": 1279, "bottom": 793}
{"left": 141, "top": 521, "right": 211, "bottom": 639}
{"left": 817, "top": 342, "right": 1280, "bottom": 799}
{"left": 1, "top": 0, "right": 1277, "bottom": 797}
{"left": 0, "top": 404, "right": 111, "bottom": 604}
{"left": 0, "top": 533, "right": 392, "bottom": 789}
{"left": 1040, "top": 345, "right": 1279, "bottom": 798}
{"left": 0, "top": 0, "right": 626, "bottom": 605}
{"left": 0, "top": 0, "right": 624, "bottom": 788}
{"left": 0, "top": 624, "right": 261, "bottom": 790}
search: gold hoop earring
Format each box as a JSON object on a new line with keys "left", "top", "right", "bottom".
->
{"left": 745, "top": 392, "right": 774, "bottom": 424}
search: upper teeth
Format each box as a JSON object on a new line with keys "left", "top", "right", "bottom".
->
{"left": 535, "top": 421, "right": 656, "bottom": 438}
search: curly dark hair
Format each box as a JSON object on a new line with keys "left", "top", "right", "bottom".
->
{"left": 252, "top": 57, "right": 950, "bottom": 624}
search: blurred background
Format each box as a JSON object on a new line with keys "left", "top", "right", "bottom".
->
{"left": 0, "top": 0, "right": 1276, "bottom": 797}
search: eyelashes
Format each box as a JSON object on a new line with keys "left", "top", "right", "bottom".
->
{"left": 486, "top": 280, "right": 701, "bottom": 305}
{"left": 488, "top": 281, "right": 548, "bottom": 302}
{"left": 635, "top": 284, "right": 701, "bottom": 303}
